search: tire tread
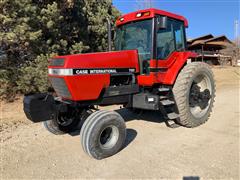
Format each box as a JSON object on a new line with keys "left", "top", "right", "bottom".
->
{"left": 173, "top": 62, "right": 216, "bottom": 128}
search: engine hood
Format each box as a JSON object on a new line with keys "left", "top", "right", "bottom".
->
{"left": 48, "top": 50, "right": 139, "bottom": 101}
{"left": 49, "top": 50, "right": 139, "bottom": 73}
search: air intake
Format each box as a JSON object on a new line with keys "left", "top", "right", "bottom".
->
{"left": 49, "top": 58, "right": 65, "bottom": 66}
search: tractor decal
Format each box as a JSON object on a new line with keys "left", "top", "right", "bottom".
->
{"left": 48, "top": 68, "right": 136, "bottom": 76}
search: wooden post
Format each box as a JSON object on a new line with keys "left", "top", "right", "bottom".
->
{"left": 201, "top": 44, "right": 204, "bottom": 62}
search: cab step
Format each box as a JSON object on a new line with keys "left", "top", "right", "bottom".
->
{"left": 167, "top": 112, "right": 179, "bottom": 119}
{"left": 165, "top": 120, "right": 180, "bottom": 128}
{"left": 160, "top": 99, "right": 175, "bottom": 106}
{"left": 159, "top": 95, "right": 168, "bottom": 100}
{"left": 158, "top": 87, "right": 170, "bottom": 92}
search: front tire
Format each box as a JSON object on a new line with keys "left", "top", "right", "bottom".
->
{"left": 43, "top": 119, "right": 66, "bottom": 135}
{"left": 43, "top": 115, "right": 80, "bottom": 135}
{"left": 44, "top": 108, "right": 91, "bottom": 135}
{"left": 173, "top": 62, "right": 216, "bottom": 128}
{"left": 80, "top": 110, "right": 126, "bottom": 159}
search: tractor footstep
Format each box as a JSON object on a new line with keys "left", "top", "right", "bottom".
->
{"left": 165, "top": 120, "right": 181, "bottom": 128}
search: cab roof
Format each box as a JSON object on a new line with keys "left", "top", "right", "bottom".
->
{"left": 116, "top": 8, "right": 188, "bottom": 27}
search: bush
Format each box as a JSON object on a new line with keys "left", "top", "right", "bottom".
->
{"left": 0, "top": 68, "right": 19, "bottom": 101}
{"left": 16, "top": 54, "right": 51, "bottom": 94}
{"left": 0, "top": 0, "right": 120, "bottom": 101}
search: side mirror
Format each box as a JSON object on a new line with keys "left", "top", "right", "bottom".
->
{"left": 157, "top": 16, "right": 168, "bottom": 30}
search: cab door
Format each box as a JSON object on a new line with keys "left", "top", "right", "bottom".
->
{"left": 151, "top": 17, "right": 187, "bottom": 85}
{"left": 156, "top": 17, "right": 186, "bottom": 61}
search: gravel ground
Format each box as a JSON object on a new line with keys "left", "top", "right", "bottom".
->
{"left": 1, "top": 67, "right": 239, "bottom": 179}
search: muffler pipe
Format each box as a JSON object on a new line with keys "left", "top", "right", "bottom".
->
{"left": 107, "top": 18, "right": 112, "bottom": 51}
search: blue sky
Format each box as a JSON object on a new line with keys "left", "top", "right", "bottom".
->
{"left": 113, "top": 0, "right": 240, "bottom": 40}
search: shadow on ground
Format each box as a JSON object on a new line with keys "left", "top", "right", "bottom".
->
{"left": 69, "top": 128, "right": 137, "bottom": 150}
{"left": 69, "top": 108, "right": 169, "bottom": 149}
{"left": 183, "top": 176, "right": 200, "bottom": 180}
{"left": 116, "top": 108, "right": 166, "bottom": 124}
{"left": 123, "top": 128, "right": 137, "bottom": 148}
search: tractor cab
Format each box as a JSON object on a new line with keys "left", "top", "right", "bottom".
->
{"left": 115, "top": 9, "right": 188, "bottom": 84}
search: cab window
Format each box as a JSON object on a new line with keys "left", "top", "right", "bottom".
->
{"left": 156, "top": 19, "right": 185, "bottom": 59}
{"left": 115, "top": 19, "right": 153, "bottom": 74}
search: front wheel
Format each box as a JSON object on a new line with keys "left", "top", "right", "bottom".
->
{"left": 173, "top": 62, "right": 216, "bottom": 128}
{"left": 43, "top": 114, "right": 80, "bottom": 135}
{"left": 80, "top": 110, "right": 126, "bottom": 159}
{"left": 44, "top": 108, "right": 91, "bottom": 135}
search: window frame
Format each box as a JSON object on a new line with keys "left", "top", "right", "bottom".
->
{"left": 173, "top": 20, "right": 186, "bottom": 51}
{"left": 114, "top": 18, "right": 154, "bottom": 61}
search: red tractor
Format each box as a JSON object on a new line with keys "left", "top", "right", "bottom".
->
{"left": 24, "top": 8, "right": 215, "bottom": 159}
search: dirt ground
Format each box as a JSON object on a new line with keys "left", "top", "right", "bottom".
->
{"left": 1, "top": 67, "right": 239, "bottom": 179}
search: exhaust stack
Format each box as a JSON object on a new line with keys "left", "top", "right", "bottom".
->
{"left": 107, "top": 18, "right": 112, "bottom": 51}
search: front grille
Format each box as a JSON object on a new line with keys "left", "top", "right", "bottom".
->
{"left": 49, "top": 77, "right": 72, "bottom": 98}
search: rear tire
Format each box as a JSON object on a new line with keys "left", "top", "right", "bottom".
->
{"left": 80, "top": 110, "right": 126, "bottom": 159}
{"left": 173, "top": 62, "right": 216, "bottom": 128}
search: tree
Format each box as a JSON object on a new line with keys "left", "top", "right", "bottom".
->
{"left": 0, "top": 0, "right": 120, "bottom": 101}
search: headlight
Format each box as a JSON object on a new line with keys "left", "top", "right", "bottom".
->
{"left": 48, "top": 68, "right": 73, "bottom": 76}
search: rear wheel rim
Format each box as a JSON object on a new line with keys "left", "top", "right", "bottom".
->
{"left": 99, "top": 125, "right": 119, "bottom": 149}
{"left": 189, "top": 73, "right": 212, "bottom": 119}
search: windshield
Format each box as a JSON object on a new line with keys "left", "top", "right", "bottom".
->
{"left": 114, "top": 19, "right": 153, "bottom": 61}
